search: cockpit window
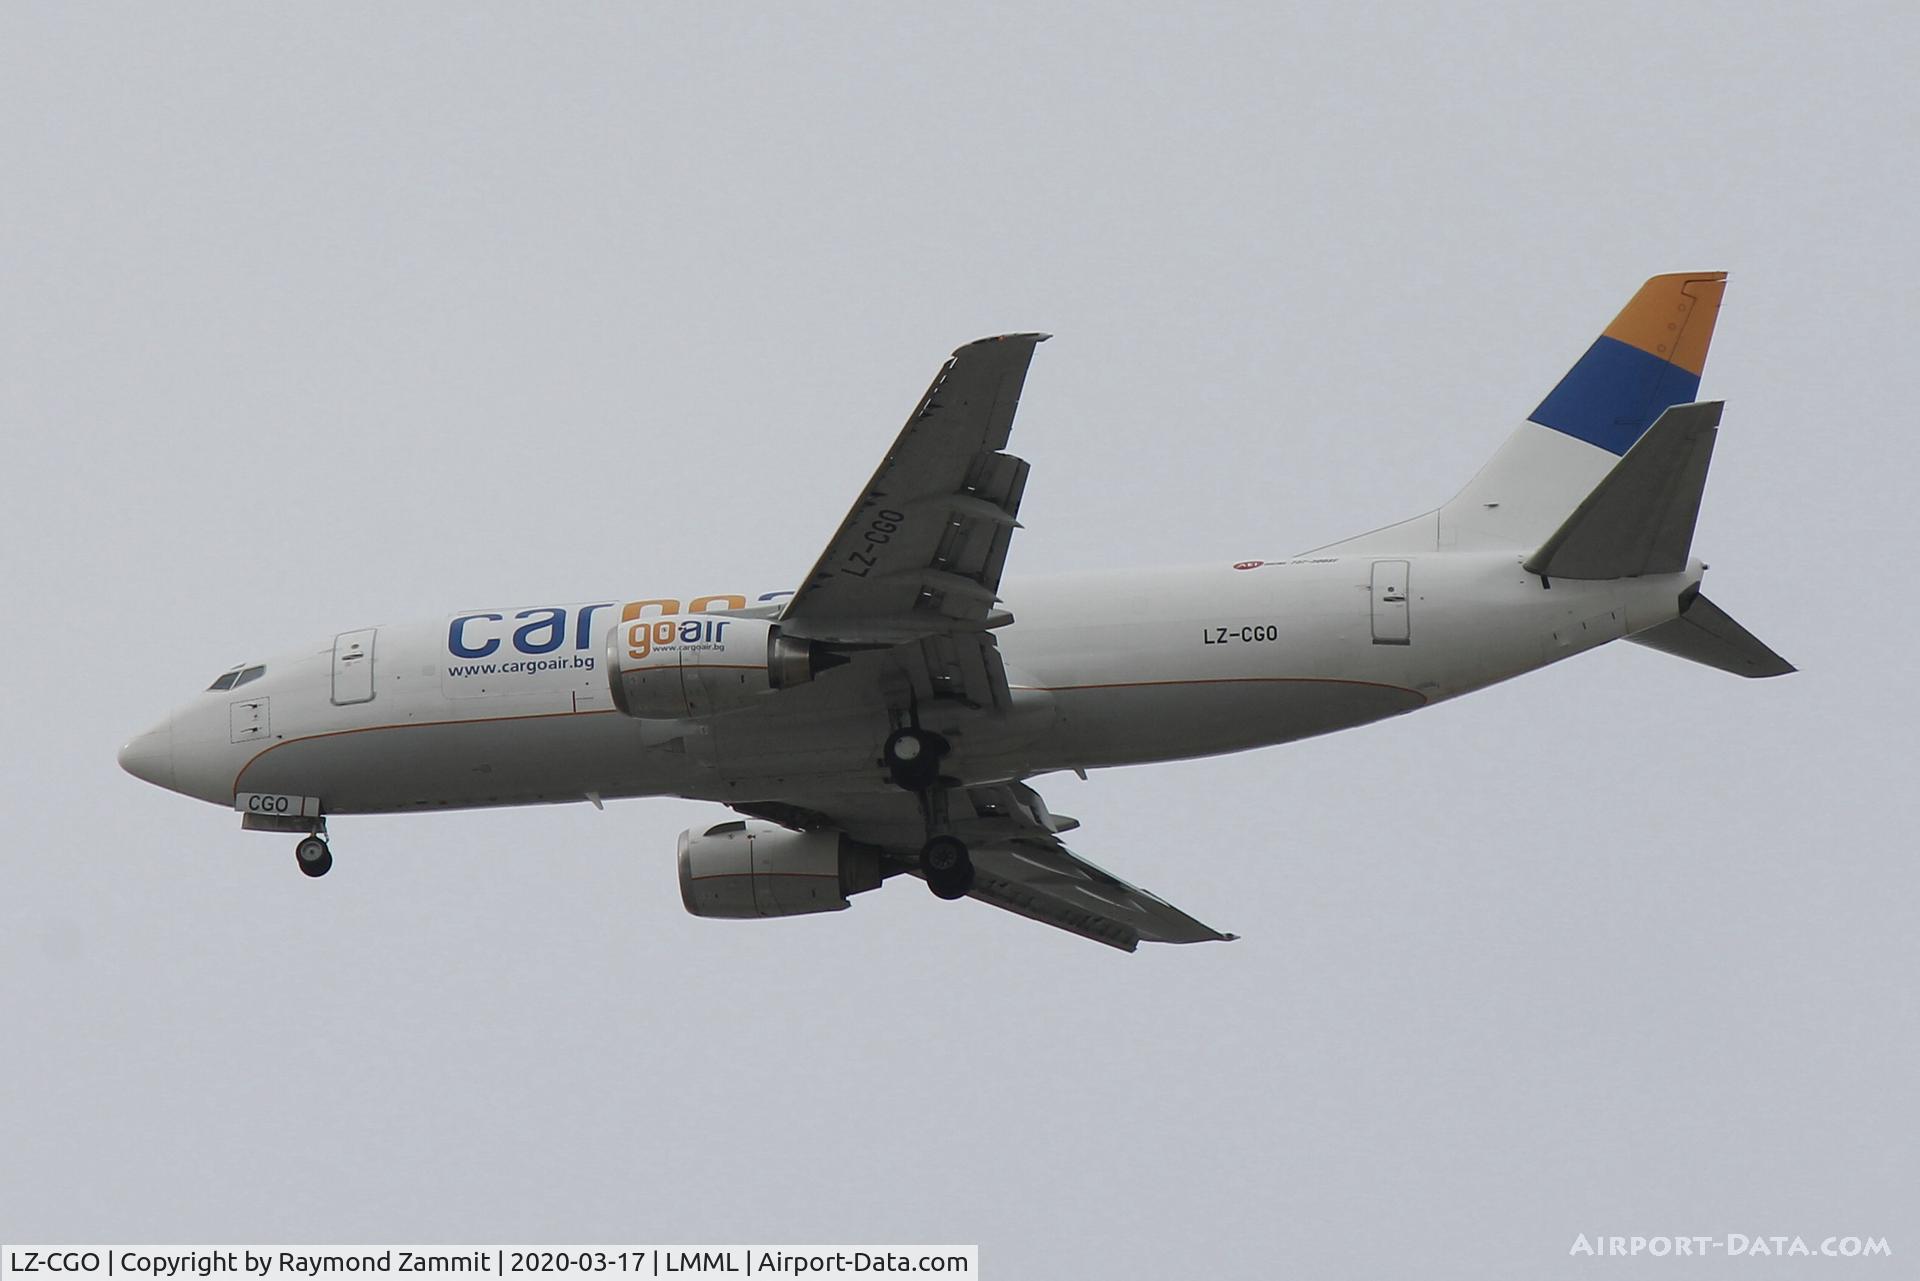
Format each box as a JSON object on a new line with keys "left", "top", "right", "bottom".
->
{"left": 207, "top": 664, "right": 265, "bottom": 691}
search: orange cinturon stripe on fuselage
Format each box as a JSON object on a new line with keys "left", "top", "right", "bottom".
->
{"left": 1012, "top": 675, "right": 1428, "bottom": 699}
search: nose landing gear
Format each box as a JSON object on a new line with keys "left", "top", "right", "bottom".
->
{"left": 295, "top": 835, "right": 333, "bottom": 878}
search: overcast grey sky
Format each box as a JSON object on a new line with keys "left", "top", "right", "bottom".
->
{"left": 4, "top": 3, "right": 1915, "bottom": 1277}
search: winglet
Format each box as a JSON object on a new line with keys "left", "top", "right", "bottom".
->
{"left": 1529, "top": 272, "right": 1727, "bottom": 455}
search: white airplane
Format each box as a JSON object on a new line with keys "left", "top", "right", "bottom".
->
{"left": 119, "top": 272, "right": 1791, "bottom": 950}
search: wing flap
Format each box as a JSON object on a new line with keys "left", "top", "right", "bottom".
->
{"left": 961, "top": 838, "right": 1236, "bottom": 951}
{"left": 951, "top": 782, "right": 1234, "bottom": 948}
{"left": 965, "top": 854, "right": 1145, "bottom": 951}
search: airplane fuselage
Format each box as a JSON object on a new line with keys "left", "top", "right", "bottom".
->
{"left": 126, "top": 551, "right": 1700, "bottom": 820}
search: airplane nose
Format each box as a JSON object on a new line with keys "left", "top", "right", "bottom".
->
{"left": 118, "top": 717, "right": 176, "bottom": 790}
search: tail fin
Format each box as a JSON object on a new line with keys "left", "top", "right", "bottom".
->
{"left": 1628, "top": 589, "right": 1796, "bottom": 678}
{"left": 1524, "top": 401, "right": 1719, "bottom": 580}
{"left": 1309, "top": 272, "right": 1728, "bottom": 556}
{"left": 1526, "top": 272, "right": 1726, "bottom": 455}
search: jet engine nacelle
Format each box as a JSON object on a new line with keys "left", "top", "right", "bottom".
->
{"left": 606, "top": 616, "right": 829, "bottom": 718}
{"left": 677, "top": 821, "right": 884, "bottom": 919}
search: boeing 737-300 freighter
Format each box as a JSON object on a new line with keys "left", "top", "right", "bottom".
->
{"left": 119, "top": 272, "right": 1791, "bottom": 950}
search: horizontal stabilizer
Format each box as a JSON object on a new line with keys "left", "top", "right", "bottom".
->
{"left": 1524, "top": 402, "right": 1721, "bottom": 580}
{"left": 1628, "top": 591, "right": 1795, "bottom": 678}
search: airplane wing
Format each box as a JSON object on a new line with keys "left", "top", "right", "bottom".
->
{"left": 779, "top": 334, "right": 1046, "bottom": 652}
{"left": 749, "top": 333, "right": 1230, "bottom": 949}
{"left": 736, "top": 782, "right": 1236, "bottom": 952}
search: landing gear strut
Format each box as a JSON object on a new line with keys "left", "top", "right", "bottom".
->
{"left": 886, "top": 711, "right": 969, "bottom": 899}
{"left": 295, "top": 834, "right": 333, "bottom": 878}
{"left": 922, "top": 833, "right": 974, "bottom": 900}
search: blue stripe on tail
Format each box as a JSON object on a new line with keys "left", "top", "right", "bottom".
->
{"left": 1528, "top": 336, "right": 1703, "bottom": 456}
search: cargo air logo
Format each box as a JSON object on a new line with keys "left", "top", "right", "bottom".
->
{"left": 444, "top": 592, "right": 790, "bottom": 681}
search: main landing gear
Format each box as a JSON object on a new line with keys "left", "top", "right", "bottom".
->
{"left": 884, "top": 720, "right": 975, "bottom": 899}
{"left": 921, "top": 833, "right": 973, "bottom": 900}
{"left": 883, "top": 726, "right": 949, "bottom": 792}
{"left": 295, "top": 834, "right": 333, "bottom": 878}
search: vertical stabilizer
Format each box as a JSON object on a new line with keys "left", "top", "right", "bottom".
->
{"left": 1440, "top": 271, "right": 1726, "bottom": 552}
{"left": 1438, "top": 272, "right": 1726, "bottom": 553}
{"left": 1310, "top": 273, "right": 1728, "bottom": 557}
{"left": 1527, "top": 273, "right": 1726, "bottom": 454}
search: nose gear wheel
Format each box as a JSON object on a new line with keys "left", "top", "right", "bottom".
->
{"left": 295, "top": 835, "right": 332, "bottom": 878}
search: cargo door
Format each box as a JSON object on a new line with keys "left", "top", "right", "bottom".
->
{"left": 1370, "top": 561, "right": 1411, "bottom": 645}
{"left": 331, "top": 628, "right": 377, "bottom": 705}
